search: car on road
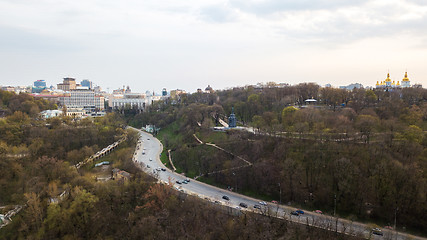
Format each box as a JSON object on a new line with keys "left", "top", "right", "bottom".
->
{"left": 185, "top": 178, "right": 190, "bottom": 182}
{"left": 372, "top": 228, "right": 383, "bottom": 236}
{"left": 239, "top": 203, "right": 248, "bottom": 208}
{"left": 182, "top": 180, "right": 188, "bottom": 184}
{"left": 147, "top": 165, "right": 150, "bottom": 168}
{"left": 271, "top": 200, "right": 278, "bottom": 204}
{"left": 149, "top": 158, "right": 152, "bottom": 161}
{"left": 222, "top": 196, "right": 230, "bottom": 200}
{"left": 176, "top": 180, "right": 182, "bottom": 184}
{"left": 253, "top": 204, "right": 261, "bottom": 209}
{"left": 161, "top": 168, "right": 166, "bottom": 171}
{"left": 214, "top": 201, "right": 220, "bottom": 204}
{"left": 259, "top": 201, "right": 267, "bottom": 206}
{"left": 314, "top": 210, "right": 323, "bottom": 214}
{"left": 290, "top": 211, "right": 299, "bottom": 216}
{"left": 296, "top": 209, "right": 304, "bottom": 214}
{"left": 235, "top": 206, "right": 241, "bottom": 210}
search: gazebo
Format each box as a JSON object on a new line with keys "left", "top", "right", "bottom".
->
{"left": 304, "top": 98, "right": 317, "bottom": 105}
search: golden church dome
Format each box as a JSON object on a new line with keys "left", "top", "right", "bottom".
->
{"left": 385, "top": 73, "right": 391, "bottom": 83}
{"left": 402, "top": 72, "right": 410, "bottom": 82}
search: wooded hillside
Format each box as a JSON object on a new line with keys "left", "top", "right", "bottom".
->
{"left": 128, "top": 84, "right": 427, "bottom": 236}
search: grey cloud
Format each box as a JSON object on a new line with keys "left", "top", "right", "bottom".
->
{"left": 198, "top": 5, "right": 236, "bottom": 23}
{"left": 274, "top": 12, "right": 427, "bottom": 47}
{"left": 229, "top": 0, "right": 369, "bottom": 15}
{"left": 0, "top": 25, "right": 83, "bottom": 53}
{"left": 407, "top": 0, "right": 427, "bottom": 6}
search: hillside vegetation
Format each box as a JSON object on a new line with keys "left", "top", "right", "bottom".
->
{"left": 128, "top": 84, "right": 427, "bottom": 235}
{"left": 1, "top": 90, "right": 353, "bottom": 239}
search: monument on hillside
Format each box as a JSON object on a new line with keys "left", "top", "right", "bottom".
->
{"left": 228, "top": 107, "right": 236, "bottom": 128}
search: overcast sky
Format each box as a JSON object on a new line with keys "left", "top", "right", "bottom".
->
{"left": 1, "top": 0, "right": 426, "bottom": 93}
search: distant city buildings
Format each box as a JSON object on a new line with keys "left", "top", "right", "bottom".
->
{"left": 339, "top": 83, "right": 364, "bottom": 90}
{"left": 1, "top": 71, "right": 424, "bottom": 120}
{"left": 170, "top": 89, "right": 186, "bottom": 99}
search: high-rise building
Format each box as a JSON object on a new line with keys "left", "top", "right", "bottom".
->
{"left": 81, "top": 79, "right": 92, "bottom": 89}
{"left": 57, "top": 77, "right": 76, "bottom": 91}
{"left": 34, "top": 80, "right": 46, "bottom": 88}
{"left": 32, "top": 80, "right": 47, "bottom": 93}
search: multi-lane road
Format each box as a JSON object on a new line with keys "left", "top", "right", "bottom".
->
{"left": 133, "top": 129, "right": 425, "bottom": 240}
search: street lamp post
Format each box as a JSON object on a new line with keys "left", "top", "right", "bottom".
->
{"left": 233, "top": 172, "right": 237, "bottom": 192}
{"left": 394, "top": 207, "right": 398, "bottom": 240}
{"left": 334, "top": 194, "right": 337, "bottom": 217}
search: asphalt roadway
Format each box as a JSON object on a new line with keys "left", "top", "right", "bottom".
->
{"left": 132, "top": 129, "right": 425, "bottom": 240}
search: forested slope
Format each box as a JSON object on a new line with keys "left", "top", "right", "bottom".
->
{"left": 1, "top": 90, "right": 353, "bottom": 239}
{"left": 127, "top": 84, "right": 427, "bottom": 236}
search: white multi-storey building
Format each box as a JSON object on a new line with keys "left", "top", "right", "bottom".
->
{"left": 110, "top": 93, "right": 166, "bottom": 110}
{"left": 111, "top": 93, "right": 147, "bottom": 110}
{"left": 59, "top": 90, "right": 105, "bottom": 110}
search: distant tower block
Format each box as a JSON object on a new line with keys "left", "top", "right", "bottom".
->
{"left": 162, "top": 88, "right": 167, "bottom": 96}
{"left": 228, "top": 107, "right": 236, "bottom": 128}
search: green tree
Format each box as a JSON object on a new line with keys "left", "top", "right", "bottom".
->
{"left": 281, "top": 106, "right": 298, "bottom": 128}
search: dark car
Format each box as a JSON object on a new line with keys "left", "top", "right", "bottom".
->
{"left": 161, "top": 168, "right": 166, "bottom": 171}
{"left": 291, "top": 211, "right": 299, "bottom": 216}
{"left": 176, "top": 180, "right": 181, "bottom": 184}
{"left": 253, "top": 204, "right": 261, "bottom": 209}
{"left": 239, "top": 202, "right": 248, "bottom": 208}
{"left": 296, "top": 209, "right": 304, "bottom": 214}
{"left": 222, "top": 195, "right": 230, "bottom": 200}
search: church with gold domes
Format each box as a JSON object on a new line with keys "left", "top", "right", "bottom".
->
{"left": 376, "top": 72, "right": 411, "bottom": 89}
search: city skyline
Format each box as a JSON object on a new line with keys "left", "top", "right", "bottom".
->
{"left": 1, "top": 0, "right": 426, "bottom": 92}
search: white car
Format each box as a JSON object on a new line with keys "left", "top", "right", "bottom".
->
{"left": 259, "top": 201, "right": 267, "bottom": 206}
